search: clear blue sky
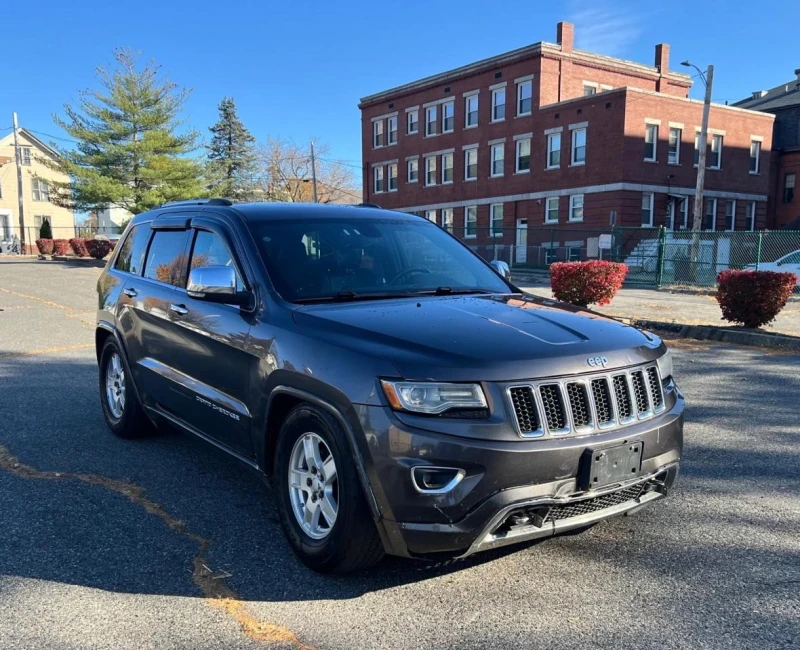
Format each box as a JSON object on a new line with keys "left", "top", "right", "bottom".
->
{"left": 2, "top": 0, "right": 798, "bottom": 175}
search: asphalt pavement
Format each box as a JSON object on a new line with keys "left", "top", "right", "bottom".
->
{"left": 0, "top": 258, "right": 798, "bottom": 650}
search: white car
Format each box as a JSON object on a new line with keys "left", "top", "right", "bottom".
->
{"left": 746, "top": 249, "right": 800, "bottom": 287}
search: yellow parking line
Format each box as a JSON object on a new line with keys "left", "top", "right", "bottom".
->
{"left": 0, "top": 287, "right": 75, "bottom": 312}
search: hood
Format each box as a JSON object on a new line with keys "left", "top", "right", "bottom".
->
{"left": 292, "top": 294, "right": 664, "bottom": 382}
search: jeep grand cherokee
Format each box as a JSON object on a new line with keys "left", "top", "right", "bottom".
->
{"left": 95, "top": 199, "right": 683, "bottom": 573}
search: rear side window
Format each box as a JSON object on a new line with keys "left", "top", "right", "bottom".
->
{"left": 114, "top": 225, "right": 151, "bottom": 275}
{"left": 143, "top": 230, "right": 190, "bottom": 287}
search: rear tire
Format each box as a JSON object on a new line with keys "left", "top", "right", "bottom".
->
{"left": 274, "top": 404, "right": 384, "bottom": 573}
{"left": 98, "top": 337, "right": 154, "bottom": 439}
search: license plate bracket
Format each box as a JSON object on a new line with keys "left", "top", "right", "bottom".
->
{"left": 580, "top": 442, "right": 643, "bottom": 491}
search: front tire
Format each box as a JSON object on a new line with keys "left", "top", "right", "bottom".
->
{"left": 274, "top": 405, "right": 384, "bottom": 573}
{"left": 98, "top": 337, "right": 153, "bottom": 439}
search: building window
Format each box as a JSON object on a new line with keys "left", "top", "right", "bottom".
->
{"left": 373, "top": 121, "right": 384, "bottom": 148}
{"left": 784, "top": 173, "right": 795, "bottom": 203}
{"left": 465, "top": 94, "right": 478, "bottom": 128}
{"left": 704, "top": 198, "right": 717, "bottom": 230}
{"left": 441, "top": 152, "right": 453, "bottom": 183}
{"left": 407, "top": 159, "right": 418, "bottom": 183}
{"left": 571, "top": 128, "right": 586, "bottom": 165}
{"left": 641, "top": 193, "right": 654, "bottom": 226}
{"left": 490, "top": 142, "right": 504, "bottom": 177}
{"left": 21, "top": 147, "right": 32, "bottom": 166}
{"left": 710, "top": 134, "right": 723, "bottom": 169}
{"left": 34, "top": 215, "right": 50, "bottom": 229}
{"left": 387, "top": 116, "right": 398, "bottom": 145}
{"left": 442, "top": 101, "right": 454, "bottom": 133}
{"left": 425, "top": 106, "right": 437, "bottom": 136}
{"left": 388, "top": 163, "right": 398, "bottom": 191}
{"left": 407, "top": 109, "right": 419, "bottom": 135}
{"left": 465, "top": 206, "right": 477, "bottom": 238}
{"left": 750, "top": 140, "right": 761, "bottom": 174}
{"left": 464, "top": 147, "right": 478, "bottom": 180}
{"left": 425, "top": 156, "right": 437, "bottom": 186}
{"left": 547, "top": 133, "right": 561, "bottom": 168}
{"left": 569, "top": 194, "right": 584, "bottom": 222}
{"left": 490, "top": 204, "right": 503, "bottom": 237}
{"left": 746, "top": 201, "right": 756, "bottom": 231}
{"left": 491, "top": 88, "right": 505, "bottom": 122}
{"left": 32, "top": 179, "right": 50, "bottom": 202}
{"left": 644, "top": 124, "right": 658, "bottom": 162}
{"left": 694, "top": 134, "right": 701, "bottom": 166}
{"left": 680, "top": 198, "right": 690, "bottom": 230}
{"left": 583, "top": 85, "right": 597, "bottom": 97}
{"left": 514, "top": 138, "right": 531, "bottom": 173}
{"left": 425, "top": 209, "right": 437, "bottom": 223}
{"left": 725, "top": 199, "right": 736, "bottom": 231}
{"left": 668, "top": 128, "right": 681, "bottom": 165}
{"left": 373, "top": 166, "right": 384, "bottom": 193}
{"left": 545, "top": 197, "right": 559, "bottom": 224}
{"left": 442, "top": 208, "right": 454, "bottom": 233}
{"left": 517, "top": 80, "right": 532, "bottom": 116}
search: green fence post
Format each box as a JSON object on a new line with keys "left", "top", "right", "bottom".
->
{"left": 755, "top": 232, "right": 763, "bottom": 271}
{"left": 656, "top": 226, "right": 666, "bottom": 287}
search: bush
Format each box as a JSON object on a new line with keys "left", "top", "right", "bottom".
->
{"left": 715, "top": 270, "right": 798, "bottom": 328}
{"left": 39, "top": 220, "right": 53, "bottom": 240}
{"left": 85, "top": 239, "right": 113, "bottom": 260}
{"left": 35, "top": 239, "right": 54, "bottom": 255}
{"left": 52, "top": 239, "right": 71, "bottom": 255}
{"left": 69, "top": 238, "right": 89, "bottom": 257}
{"left": 550, "top": 261, "right": 628, "bottom": 307}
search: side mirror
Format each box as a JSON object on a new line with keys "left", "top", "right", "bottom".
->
{"left": 489, "top": 259, "right": 512, "bottom": 281}
{"left": 187, "top": 265, "right": 249, "bottom": 305}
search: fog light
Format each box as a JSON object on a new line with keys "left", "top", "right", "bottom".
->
{"left": 410, "top": 466, "right": 466, "bottom": 494}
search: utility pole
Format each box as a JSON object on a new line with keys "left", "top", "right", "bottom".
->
{"left": 691, "top": 64, "right": 714, "bottom": 231}
{"left": 12, "top": 112, "right": 26, "bottom": 253}
{"left": 310, "top": 140, "right": 319, "bottom": 203}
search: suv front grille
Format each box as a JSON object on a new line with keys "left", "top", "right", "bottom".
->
{"left": 508, "top": 363, "right": 667, "bottom": 438}
{"left": 543, "top": 483, "right": 644, "bottom": 522}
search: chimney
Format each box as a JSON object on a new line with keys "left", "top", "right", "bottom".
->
{"left": 557, "top": 22, "right": 574, "bottom": 54}
{"left": 655, "top": 44, "right": 670, "bottom": 74}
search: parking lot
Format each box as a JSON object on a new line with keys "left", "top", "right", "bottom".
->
{"left": 1, "top": 258, "right": 798, "bottom": 650}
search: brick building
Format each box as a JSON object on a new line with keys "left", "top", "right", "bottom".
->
{"left": 734, "top": 70, "right": 800, "bottom": 229}
{"left": 359, "top": 22, "right": 775, "bottom": 262}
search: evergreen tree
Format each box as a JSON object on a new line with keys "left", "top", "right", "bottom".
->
{"left": 39, "top": 218, "right": 53, "bottom": 240}
{"left": 47, "top": 48, "right": 205, "bottom": 215}
{"left": 206, "top": 98, "right": 257, "bottom": 201}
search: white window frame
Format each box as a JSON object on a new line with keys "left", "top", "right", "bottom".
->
{"left": 516, "top": 80, "right": 532, "bottom": 116}
{"left": 388, "top": 163, "right": 398, "bottom": 192}
{"left": 571, "top": 128, "right": 586, "bottom": 166}
{"left": 644, "top": 124, "right": 658, "bottom": 162}
{"left": 464, "top": 205, "right": 477, "bottom": 239}
{"left": 407, "top": 158, "right": 418, "bottom": 183}
{"left": 442, "top": 208, "right": 454, "bottom": 232}
{"left": 464, "top": 146, "right": 478, "bottom": 181}
{"left": 694, "top": 134, "right": 701, "bottom": 167}
{"left": 490, "top": 142, "right": 504, "bottom": 177}
{"left": 668, "top": 127, "right": 681, "bottom": 165}
{"left": 424, "top": 155, "right": 437, "bottom": 186}
{"left": 491, "top": 88, "right": 506, "bottom": 122}
{"left": 641, "top": 192, "right": 654, "bottom": 227}
{"left": 725, "top": 199, "right": 736, "bottom": 231}
{"left": 441, "top": 101, "right": 454, "bottom": 133}
{"left": 750, "top": 140, "right": 761, "bottom": 174}
{"left": 746, "top": 201, "right": 756, "bottom": 232}
{"left": 515, "top": 137, "right": 531, "bottom": 173}
{"left": 547, "top": 132, "right": 561, "bottom": 169}
{"left": 21, "top": 147, "right": 32, "bottom": 166}
{"left": 373, "top": 166, "right": 384, "bottom": 193}
{"left": 569, "top": 194, "right": 584, "bottom": 222}
{"left": 465, "top": 94, "right": 479, "bottom": 128}
{"left": 406, "top": 109, "right": 419, "bottom": 135}
{"left": 373, "top": 120, "right": 384, "bottom": 148}
{"left": 425, "top": 106, "right": 437, "bottom": 137}
{"left": 425, "top": 209, "right": 437, "bottom": 224}
{"left": 583, "top": 84, "right": 597, "bottom": 97}
{"left": 710, "top": 134, "right": 723, "bottom": 169}
{"left": 387, "top": 116, "right": 398, "bottom": 145}
{"left": 704, "top": 197, "right": 718, "bottom": 230}
{"left": 32, "top": 179, "right": 50, "bottom": 202}
{"left": 441, "top": 152, "right": 454, "bottom": 184}
{"left": 545, "top": 197, "right": 559, "bottom": 224}
{"left": 490, "top": 204, "right": 503, "bottom": 238}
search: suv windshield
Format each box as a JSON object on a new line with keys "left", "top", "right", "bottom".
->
{"left": 248, "top": 215, "right": 511, "bottom": 302}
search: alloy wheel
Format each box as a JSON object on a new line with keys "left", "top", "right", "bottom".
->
{"left": 288, "top": 432, "right": 339, "bottom": 539}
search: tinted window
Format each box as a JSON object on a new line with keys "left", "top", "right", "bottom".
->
{"left": 114, "top": 225, "right": 152, "bottom": 275}
{"left": 143, "top": 230, "right": 190, "bottom": 287}
{"left": 189, "top": 230, "right": 243, "bottom": 290}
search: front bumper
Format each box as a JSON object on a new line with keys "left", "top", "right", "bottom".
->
{"left": 357, "top": 389, "right": 684, "bottom": 559}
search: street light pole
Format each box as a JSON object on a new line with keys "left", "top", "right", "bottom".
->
{"left": 310, "top": 141, "right": 319, "bottom": 203}
{"left": 689, "top": 64, "right": 714, "bottom": 231}
{"left": 12, "top": 112, "right": 26, "bottom": 253}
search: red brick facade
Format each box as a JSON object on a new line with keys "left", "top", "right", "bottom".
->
{"left": 359, "top": 22, "right": 775, "bottom": 248}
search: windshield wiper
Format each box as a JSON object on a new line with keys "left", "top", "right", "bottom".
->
{"left": 294, "top": 291, "right": 420, "bottom": 304}
{"left": 407, "top": 287, "right": 497, "bottom": 296}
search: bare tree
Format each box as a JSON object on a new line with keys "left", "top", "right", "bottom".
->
{"left": 255, "top": 138, "right": 360, "bottom": 204}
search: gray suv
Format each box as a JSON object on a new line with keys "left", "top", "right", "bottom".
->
{"left": 96, "top": 200, "right": 684, "bottom": 573}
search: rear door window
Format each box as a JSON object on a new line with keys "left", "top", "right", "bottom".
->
{"left": 143, "top": 230, "right": 191, "bottom": 287}
{"left": 114, "top": 225, "right": 152, "bottom": 275}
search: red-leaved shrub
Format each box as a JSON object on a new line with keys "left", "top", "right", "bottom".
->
{"left": 85, "top": 239, "right": 113, "bottom": 260}
{"left": 69, "top": 238, "right": 89, "bottom": 257}
{"left": 715, "top": 270, "right": 797, "bottom": 328}
{"left": 52, "top": 239, "right": 71, "bottom": 255}
{"left": 35, "top": 239, "right": 54, "bottom": 255}
{"left": 550, "top": 261, "right": 628, "bottom": 307}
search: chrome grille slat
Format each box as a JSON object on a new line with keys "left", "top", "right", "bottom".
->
{"left": 507, "top": 364, "right": 667, "bottom": 438}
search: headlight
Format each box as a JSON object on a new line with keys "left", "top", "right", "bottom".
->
{"left": 657, "top": 349, "right": 674, "bottom": 381}
{"left": 380, "top": 380, "right": 487, "bottom": 414}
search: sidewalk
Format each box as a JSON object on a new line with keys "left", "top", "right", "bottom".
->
{"left": 519, "top": 283, "right": 800, "bottom": 338}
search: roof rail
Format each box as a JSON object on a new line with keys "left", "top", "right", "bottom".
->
{"left": 160, "top": 198, "right": 233, "bottom": 208}
{"left": 356, "top": 202, "right": 382, "bottom": 209}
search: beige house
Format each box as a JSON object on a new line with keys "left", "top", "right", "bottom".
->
{"left": 0, "top": 129, "right": 75, "bottom": 250}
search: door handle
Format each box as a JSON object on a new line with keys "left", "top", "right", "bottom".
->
{"left": 123, "top": 287, "right": 138, "bottom": 297}
{"left": 169, "top": 303, "right": 189, "bottom": 316}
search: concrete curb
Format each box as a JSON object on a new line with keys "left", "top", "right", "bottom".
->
{"left": 629, "top": 319, "right": 800, "bottom": 351}
{"left": 38, "top": 255, "right": 107, "bottom": 267}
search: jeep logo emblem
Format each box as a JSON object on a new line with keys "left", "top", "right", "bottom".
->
{"left": 587, "top": 356, "right": 608, "bottom": 368}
